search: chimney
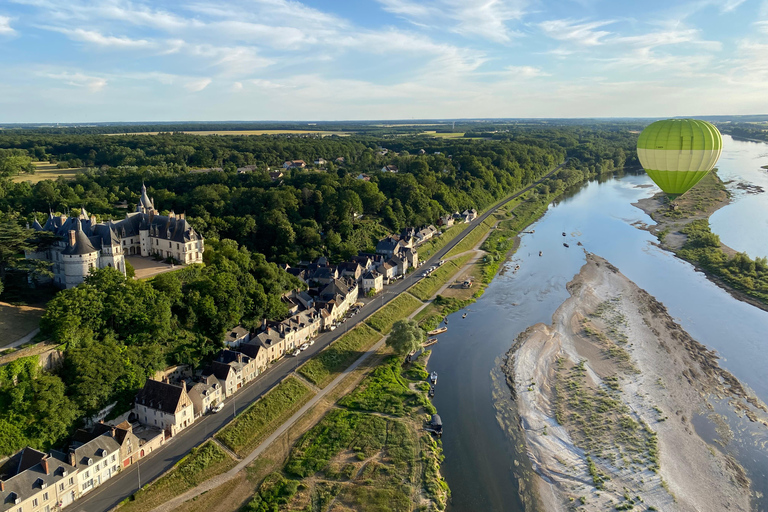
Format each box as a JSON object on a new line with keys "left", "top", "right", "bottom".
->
{"left": 169, "top": 210, "right": 175, "bottom": 219}
{"left": 1, "top": 479, "right": 4, "bottom": 491}
{"left": 181, "top": 380, "right": 186, "bottom": 392}
{"left": 68, "top": 450, "right": 76, "bottom": 467}
{"left": 237, "top": 353, "right": 243, "bottom": 363}
{"left": 41, "top": 455, "right": 50, "bottom": 475}
{"left": 68, "top": 230, "right": 76, "bottom": 247}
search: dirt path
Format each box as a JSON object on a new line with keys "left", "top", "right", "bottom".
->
{"left": 502, "top": 254, "right": 766, "bottom": 512}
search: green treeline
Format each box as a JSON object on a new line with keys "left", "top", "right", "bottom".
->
{"left": 0, "top": 125, "right": 638, "bottom": 457}
{"left": 678, "top": 220, "right": 768, "bottom": 301}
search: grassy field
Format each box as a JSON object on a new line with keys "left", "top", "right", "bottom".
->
{"left": 365, "top": 293, "right": 423, "bottom": 334}
{"left": 297, "top": 324, "right": 382, "bottom": 388}
{"left": 0, "top": 302, "right": 45, "bottom": 348}
{"left": 417, "top": 223, "right": 466, "bottom": 259}
{"left": 11, "top": 162, "right": 85, "bottom": 184}
{"left": 409, "top": 253, "right": 472, "bottom": 301}
{"left": 242, "top": 353, "right": 448, "bottom": 511}
{"left": 216, "top": 377, "right": 314, "bottom": 457}
{"left": 413, "top": 295, "right": 475, "bottom": 332}
{"left": 118, "top": 441, "right": 237, "bottom": 512}
{"left": 443, "top": 217, "right": 495, "bottom": 259}
{"left": 106, "top": 130, "right": 349, "bottom": 136}
{"left": 419, "top": 131, "right": 466, "bottom": 138}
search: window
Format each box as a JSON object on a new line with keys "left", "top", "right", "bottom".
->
{"left": 43, "top": 492, "right": 49, "bottom": 501}
{"left": 111, "top": 454, "right": 116, "bottom": 462}
{"left": 84, "top": 471, "right": 89, "bottom": 478}
{"left": 69, "top": 477, "right": 74, "bottom": 485}
{"left": 60, "top": 483, "right": 64, "bottom": 491}
{"left": 33, "top": 498, "right": 38, "bottom": 507}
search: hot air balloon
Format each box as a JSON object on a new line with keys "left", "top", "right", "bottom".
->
{"left": 637, "top": 119, "right": 723, "bottom": 197}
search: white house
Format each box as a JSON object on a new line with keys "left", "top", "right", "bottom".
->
{"left": 69, "top": 435, "right": 121, "bottom": 497}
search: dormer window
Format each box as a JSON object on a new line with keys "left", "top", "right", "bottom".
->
{"left": 87, "top": 457, "right": 93, "bottom": 465}
{"left": 9, "top": 492, "right": 20, "bottom": 504}
{"left": 36, "top": 478, "right": 47, "bottom": 488}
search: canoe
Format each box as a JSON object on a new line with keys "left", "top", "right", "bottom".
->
{"left": 428, "top": 327, "right": 448, "bottom": 336}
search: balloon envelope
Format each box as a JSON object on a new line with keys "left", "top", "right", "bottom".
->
{"left": 637, "top": 119, "right": 723, "bottom": 196}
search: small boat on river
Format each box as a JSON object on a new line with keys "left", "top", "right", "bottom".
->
{"left": 539, "top": 251, "right": 543, "bottom": 257}
{"left": 462, "top": 313, "right": 467, "bottom": 319}
{"left": 424, "top": 337, "right": 439, "bottom": 347}
{"left": 430, "top": 371, "right": 438, "bottom": 385}
{"left": 563, "top": 243, "right": 569, "bottom": 248}
{"left": 428, "top": 326, "right": 448, "bottom": 336}
{"left": 562, "top": 232, "right": 566, "bottom": 236}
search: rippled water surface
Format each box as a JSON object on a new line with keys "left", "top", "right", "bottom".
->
{"left": 428, "top": 150, "right": 768, "bottom": 511}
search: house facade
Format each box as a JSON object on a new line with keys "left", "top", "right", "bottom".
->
{"left": 134, "top": 380, "right": 195, "bottom": 438}
{"left": 69, "top": 435, "right": 121, "bottom": 497}
{"left": 362, "top": 271, "right": 383, "bottom": 295}
{"left": 25, "top": 184, "right": 204, "bottom": 288}
{"left": 0, "top": 448, "right": 79, "bottom": 511}
{"left": 187, "top": 375, "right": 223, "bottom": 417}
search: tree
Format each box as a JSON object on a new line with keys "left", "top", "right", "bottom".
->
{"left": 386, "top": 319, "right": 424, "bottom": 356}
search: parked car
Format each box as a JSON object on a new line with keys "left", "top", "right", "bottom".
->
{"left": 300, "top": 343, "right": 310, "bottom": 351}
{"left": 212, "top": 402, "right": 225, "bottom": 413}
{"left": 292, "top": 349, "right": 301, "bottom": 357}
{"left": 308, "top": 339, "right": 315, "bottom": 346}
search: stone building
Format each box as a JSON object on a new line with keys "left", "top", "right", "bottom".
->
{"left": 26, "top": 184, "right": 204, "bottom": 288}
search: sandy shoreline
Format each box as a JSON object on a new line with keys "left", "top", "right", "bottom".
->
{"left": 501, "top": 254, "right": 767, "bottom": 512}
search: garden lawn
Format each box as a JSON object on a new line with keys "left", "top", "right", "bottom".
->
{"left": 216, "top": 377, "right": 313, "bottom": 457}
{"left": 118, "top": 441, "right": 236, "bottom": 512}
{"left": 416, "top": 224, "right": 465, "bottom": 259}
{"left": 365, "top": 293, "right": 423, "bottom": 334}
{"left": 297, "top": 324, "right": 381, "bottom": 388}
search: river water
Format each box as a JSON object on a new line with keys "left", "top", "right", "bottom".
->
{"left": 428, "top": 137, "right": 768, "bottom": 512}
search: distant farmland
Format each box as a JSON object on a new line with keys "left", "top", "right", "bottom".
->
{"left": 106, "top": 130, "right": 350, "bottom": 136}
{"left": 12, "top": 162, "right": 84, "bottom": 183}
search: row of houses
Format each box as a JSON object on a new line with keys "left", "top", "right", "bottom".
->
{"left": 0, "top": 417, "right": 166, "bottom": 511}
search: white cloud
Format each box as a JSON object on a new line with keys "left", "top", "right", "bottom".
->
{"left": 539, "top": 18, "right": 614, "bottom": 46}
{"left": 505, "top": 65, "right": 549, "bottom": 78}
{"left": 190, "top": 45, "right": 274, "bottom": 75}
{"left": 48, "top": 27, "right": 152, "bottom": 48}
{"left": 0, "top": 15, "right": 15, "bottom": 34}
{"left": 184, "top": 77, "right": 211, "bottom": 92}
{"left": 377, "top": 0, "right": 527, "bottom": 43}
{"left": 44, "top": 71, "right": 107, "bottom": 91}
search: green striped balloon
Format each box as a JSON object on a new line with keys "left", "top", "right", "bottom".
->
{"left": 637, "top": 119, "right": 723, "bottom": 197}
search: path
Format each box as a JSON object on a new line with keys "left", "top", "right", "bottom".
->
{"left": 2, "top": 328, "right": 40, "bottom": 350}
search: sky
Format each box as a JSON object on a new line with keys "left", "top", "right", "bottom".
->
{"left": 0, "top": 0, "right": 767, "bottom": 122}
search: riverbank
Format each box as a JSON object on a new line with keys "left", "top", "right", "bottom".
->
{"left": 502, "top": 254, "right": 767, "bottom": 512}
{"left": 634, "top": 172, "right": 768, "bottom": 312}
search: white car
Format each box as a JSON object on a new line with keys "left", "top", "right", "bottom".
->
{"left": 211, "top": 402, "right": 225, "bottom": 413}
{"left": 422, "top": 272, "right": 428, "bottom": 277}
{"left": 292, "top": 349, "right": 301, "bottom": 357}
{"left": 300, "top": 343, "right": 310, "bottom": 351}
{"left": 308, "top": 339, "right": 315, "bottom": 346}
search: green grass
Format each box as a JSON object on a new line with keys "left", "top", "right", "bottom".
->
{"left": 216, "top": 377, "right": 313, "bottom": 457}
{"left": 297, "top": 324, "right": 381, "bottom": 388}
{"left": 118, "top": 441, "right": 236, "bottom": 512}
{"left": 417, "top": 223, "right": 465, "bottom": 259}
{"left": 365, "top": 293, "right": 423, "bottom": 334}
{"left": 409, "top": 254, "right": 472, "bottom": 301}
{"left": 338, "top": 356, "right": 429, "bottom": 417}
{"left": 444, "top": 217, "right": 494, "bottom": 259}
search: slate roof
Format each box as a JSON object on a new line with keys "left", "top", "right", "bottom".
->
{"left": 70, "top": 435, "right": 120, "bottom": 467}
{"left": 0, "top": 448, "right": 76, "bottom": 512}
{"left": 203, "top": 362, "right": 235, "bottom": 382}
{"left": 237, "top": 343, "right": 264, "bottom": 359}
{"left": 135, "top": 379, "right": 186, "bottom": 415}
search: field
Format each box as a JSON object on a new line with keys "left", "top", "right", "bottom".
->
{"left": 297, "top": 324, "right": 382, "bottom": 388}
{"left": 216, "top": 377, "right": 314, "bottom": 457}
{"left": 365, "top": 293, "right": 423, "bottom": 334}
{"left": 0, "top": 302, "right": 45, "bottom": 348}
{"left": 242, "top": 354, "right": 448, "bottom": 512}
{"left": 419, "top": 131, "right": 466, "bottom": 138}
{"left": 443, "top": 217, "right": 495, "bottom": 258}
{"left": 106, "top": 130, "right": 349, "bottom": 136}
{"left": 11, "top": 162, "right": 85, "bottom": 183}
{"left": 118, "top": 441, "right": 237, "bottom": 512}
{"left": 409, "top": 254, "right": 472, "bottom": 301}
{"left": 416, "top": 223, "right": 465, "bottom": 259}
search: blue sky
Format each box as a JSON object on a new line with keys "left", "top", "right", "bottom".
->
{"left": 0, "top": 0, "right": 767, "bottom": 122}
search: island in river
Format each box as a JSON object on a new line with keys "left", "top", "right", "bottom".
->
{"left": 502, "top": 253, "right": 768, "bottom": 512}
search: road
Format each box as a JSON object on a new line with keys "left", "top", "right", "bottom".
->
{"left": 72, "top": 160, "right": 567, "bottom": 512}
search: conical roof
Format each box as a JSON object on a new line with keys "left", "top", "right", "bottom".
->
{"left": 140, "top": 183, "right": 153, "bottom": 210}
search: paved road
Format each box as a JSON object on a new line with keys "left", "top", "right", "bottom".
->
{"left": 72, "top": 161, "right": 566, "bottom": 512}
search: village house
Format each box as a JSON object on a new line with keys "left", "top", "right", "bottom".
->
{"left": 314, "top": 158, "right": 327, "bottom": 165}
{"left": 203, "top": 362, "right": 239, "bottom": 398}
{"left": 378, "top": 260, "right": 397, "bottom": 281}
{"left": 216, "top": 349, "right": 258, "bottom": 387}
{"left": 381, "top": 164, "right": 398, "bottom": 173}
{"left": 388, "top": 255, "right": 409, "bottom": 276}
{"left": 338, "top": 261, "right": 363, "bottom": 282}
{"left": 251, "top": 328, "right": 287, "bottom": 363}
{"left": 438, "top": 214, "right": 454, "bottom": 227}
{"left": 462, "top": 209, "right": 478, "bottom": 222}
{"left": 134, "top": 380, "right": 195, "bottom": 438}
{"left": 308, "top": 266, "right": 338, "bottom": 286}
{"left": 268, "top": 170, "right": 284, "bottom": 180}
{"left": 362, "top": 270, "right": 383, "bottom": 295}
{"left": 403, "top": 248, "right": 419, "bottom": 269}
{"left": 187, "top": 374, "right": 222, "bottom": 417}
{"left": 415, "top": 225, "right": 438, "bottom": 245}
{"left": 375, "top": 236, "right": 401, "bottom": 258}
{"left": 0, "top": 448, "right": 79, "bottom": 511}
{"left": 418, "top": 148, "right": 426, "bottom": 155}
{"left": 335, "top": 157, "right": 345, "bottom": 164}
{"left": 236, "top": 342, "right": 269, "bottom": 375}
{"left": 282, "top": 160, "right": 306, "bottom": 169}
{"left": 271, "top": 309, "right": 322, "bottom": 348}
{"left": 69, "top": 434, "right": 121, "bottom": 497}
{"left": 316, "top": 278, "right": 358, "bottom": 328}
{"left": 355, "top": 173, "right": 370, "bottom": 181}
{"left": 223, "top": 325, "right": 251, "bottom": 348}
{"left": 74, "top": 421, "right": 142, "bottom": 471}
{"left": 351, "top": 255, "right": 374, "bottom": 271}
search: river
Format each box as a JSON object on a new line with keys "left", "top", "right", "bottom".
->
{"left": 428, "top": 136, "right": 768, "bottom": 512}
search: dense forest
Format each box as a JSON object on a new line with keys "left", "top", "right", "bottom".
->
{"left": 0, "top": 124, "right": 639, "bottom": 456}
